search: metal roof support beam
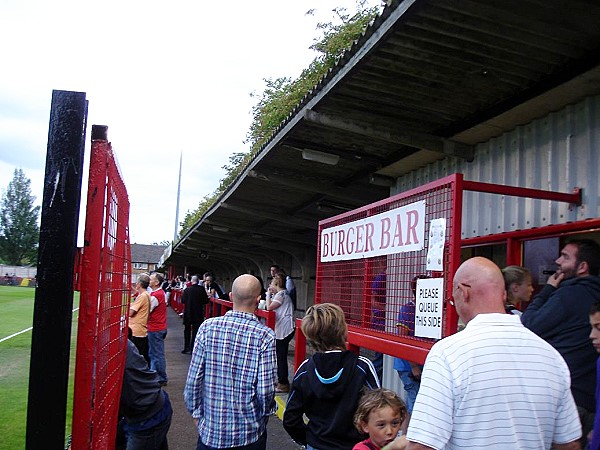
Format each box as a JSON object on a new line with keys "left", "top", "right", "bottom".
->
{"left": 247, "top": 170, "right": 375, "bottom": 205}
{"left": 204, "top": 219, "right": 316, "bottom": 246}
{"left": 197, "top": 230, "right": 310, "bottom": 256}
{"left": 221, "top": 202, "right": 317, "bottom": 230}
{"left": 303, "top": 109, "right": 474, "bottom": 161}
{"left": 179, "top": 236, "right": 301, "bottom": 263}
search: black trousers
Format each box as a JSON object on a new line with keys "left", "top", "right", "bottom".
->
{"left": 130, "top": 335, "right": 150, "bottom": 365}
{"left": 275, "top": 330, "right": 295, "bottom": 385}
{"left": 183, "top": 321, "right": 202, "bottom": 351}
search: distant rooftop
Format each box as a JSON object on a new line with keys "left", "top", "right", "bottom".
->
{"left": 131, "top": 243, "right": 167, "bottom": 264}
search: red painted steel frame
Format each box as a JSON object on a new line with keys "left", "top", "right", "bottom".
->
{"left": 204, "top": 297, "right": 276, "bottom": 331}
{"left": 72, "top": 138, "right": 131, "bottom": 450}
{"left": 463, "top": 218, "right": 600, "bottom": 246}
{"left": 310, "top": 173, "right": 465, "bottom": 367}
{"left": 297, "top": 173, "right": 585, "bottom": 369}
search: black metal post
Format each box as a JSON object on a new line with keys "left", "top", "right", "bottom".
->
{"left": 26, "top": 90, "right": 87, "bottom": 449}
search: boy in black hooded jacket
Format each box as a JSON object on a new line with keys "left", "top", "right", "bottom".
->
{"left": 283, "top": 303, "right": 380, "bottom": 450}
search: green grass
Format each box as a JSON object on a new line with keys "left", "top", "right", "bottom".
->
{"left": 0, "top": 286, "right": 79, "bottom": 449}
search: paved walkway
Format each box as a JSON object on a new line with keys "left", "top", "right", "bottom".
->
{"left": 162, "top": 307, "right": 303, "bottom": 449}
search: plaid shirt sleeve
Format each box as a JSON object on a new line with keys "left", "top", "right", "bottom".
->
{"left": 257, "top": 332, "right": 277, "bottom": 417}
{"left": 184, "top": 326, "right": 205, "bottom": 419}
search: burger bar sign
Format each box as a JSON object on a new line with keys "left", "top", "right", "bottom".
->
{"left": 320, "top": 200, "right": 425, "bottom": 262}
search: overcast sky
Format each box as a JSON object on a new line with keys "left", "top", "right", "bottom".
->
{"left": 0, "top": 0, "right": 380, "bottom": 245}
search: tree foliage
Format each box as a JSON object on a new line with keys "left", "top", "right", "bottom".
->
{"left": 0, "top": 168, "right": 40, "bottom": 265}
{"left": 178, "top": 1, "right": 382, "bottom": 238}
{"left": 247, "top": 1, "right": 381, "bottom": 152}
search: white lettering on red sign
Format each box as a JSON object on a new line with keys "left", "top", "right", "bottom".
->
{"left": 320, "top": 200, "right": 425, "bottom": 262}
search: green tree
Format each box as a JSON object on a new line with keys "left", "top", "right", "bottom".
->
{"left": 247, "top": 1, "right": 381, "bottom": 152}
{"left": 0, "top": 168, "right": 40, "bottom": 265}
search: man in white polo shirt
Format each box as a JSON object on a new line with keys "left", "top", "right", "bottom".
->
{"left": 406, "top": 257, "right": 582, "bottom": 450}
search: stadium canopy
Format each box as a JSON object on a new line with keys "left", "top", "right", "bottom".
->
{"left": 163, "top": 0, "right": 600, "bottom": 272}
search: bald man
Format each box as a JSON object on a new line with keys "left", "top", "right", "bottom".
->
{"left": 184, "top": 274, "right": 277, "bottom": 450}
{"left": 406, "top": 257, "right": 582, "bottom": 450}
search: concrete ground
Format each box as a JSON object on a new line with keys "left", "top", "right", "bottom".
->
{"left": 162, "top": 307, "right": 304, "bottom": 449}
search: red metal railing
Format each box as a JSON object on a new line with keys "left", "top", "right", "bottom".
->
{"left": 170, "top": 288, "right": 184, "bottom": 314}
{"left": 205, "top": 297, "right": 276, "bottom": 331}
{"left": 71, "top": 132, "right": 131, "bottom": 450}
{"left": 294, "top": 173, "right": 583, "bottom": 369}
{"left": 170, "top": 288, "right": 276, "bottom": 331}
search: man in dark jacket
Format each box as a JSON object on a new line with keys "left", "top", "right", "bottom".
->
{"left": 120, "top": 334, "right": 172, "bottom": 449}
{"left": 522, "top": 238, "right": 600, "bottom": 442}
{"left": 181, "top": 275, "right": 209, "bottom": 354}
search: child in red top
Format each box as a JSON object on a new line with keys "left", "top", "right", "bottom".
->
{"left": 353, "top": 389, "right": 408, "bottom": 450}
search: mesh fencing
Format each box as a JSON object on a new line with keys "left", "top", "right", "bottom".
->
{"left": 71, "top": 136, "right": 131, "bottom": 450}
{"left": 316, "top": 175, "right": 462, "bottom": 361}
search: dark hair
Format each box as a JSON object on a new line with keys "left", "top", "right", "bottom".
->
{"left": 591, "top": 301, "right": 600, "bottom": 316}
{"left": 271, "top": 273, "right": 286, "bottom": 290}
{"left": 411, "top": 275, "right": 430, "bottom": 297}
{"left": 568, "top": 239, "right": 600, "bottom": 276}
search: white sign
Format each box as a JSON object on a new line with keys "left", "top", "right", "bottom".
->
{"left": 426, "top": 218, "right": 446, "bottom": 271}
{"left": 320, "top": 200, "right": 425, "bottom": 262}
{"left": 414, "top": 277, "right": 444, "bottom": 339}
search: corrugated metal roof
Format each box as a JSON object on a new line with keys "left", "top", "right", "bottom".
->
{"left": 166, "top": 0, "right": 600, "bottom": 273}
{"left": 396, "top": 94, "right": 600, "bottom": 238}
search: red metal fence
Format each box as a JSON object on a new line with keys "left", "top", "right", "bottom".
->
{"left": 170, "top": 288, "right": 276, "bottom": 331}
{"left": 314, "top": 174, "right": 462, "bottom": 364}
{"left": 71, "top": 129, "right": 131, "bottom": 450}
{"left": 298, "top": 172, "right": 582, "bottom": 368}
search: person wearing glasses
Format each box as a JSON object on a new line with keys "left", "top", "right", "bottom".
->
{"left": 405, "top": 257, "right": 581, "bottom": 450}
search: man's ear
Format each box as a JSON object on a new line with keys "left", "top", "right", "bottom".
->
{"left": 577, "top": 260, "right": 589, "bottom": 276}
{"left": 459, "top": 283, "right": 470, "bottom": 302}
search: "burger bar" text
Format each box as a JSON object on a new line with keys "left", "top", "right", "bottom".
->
{"left": 320, "top": 200, "right": 425, "bottom": 262}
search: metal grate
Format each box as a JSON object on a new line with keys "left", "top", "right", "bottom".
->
{"left": 72, "top": 135, "right": 131, "bottom": 450}
{"left": 315, "top": 175, "right": 462, "bottom": 362}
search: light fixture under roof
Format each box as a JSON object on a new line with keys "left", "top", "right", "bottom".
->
{"left": 316, "top": 201, "right": 353, "bottom": 213}
{"left": 211, "top": 225, "right": 229, "bottom": 232}
{"left": 369, "top": 173, "right": 395, "bottom": 187}
{"left": 301, "top": 149, "right": 340, "bottom": 166}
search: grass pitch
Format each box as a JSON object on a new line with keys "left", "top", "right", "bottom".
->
{"left": 0, "top": 286, "right": 79, "bottom": 449}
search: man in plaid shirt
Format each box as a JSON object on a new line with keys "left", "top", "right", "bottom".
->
{"left": 184, "top": 274, "right": 277, "bottom": 450}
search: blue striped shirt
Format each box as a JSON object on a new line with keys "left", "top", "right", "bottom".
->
{"left": 184, "top": 310, "right": 277, "bottom": 448}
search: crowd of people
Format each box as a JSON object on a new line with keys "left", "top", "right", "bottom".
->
{"left": 117, "top": 240, "right": 600, "bottom": 450}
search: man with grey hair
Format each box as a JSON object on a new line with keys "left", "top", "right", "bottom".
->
{"left": 181, "top": 275, "right": 209, "bottom": 354}
{"left": 406, "top": 257, "right": 581, "bottom": 450}
{"left": 185, "top": 274, "right": 277, "bottom": 450}
{"left": 129, "top": 273, "right": 151, "bottom": 364}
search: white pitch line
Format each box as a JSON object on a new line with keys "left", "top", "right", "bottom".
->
{"left": 0, "top": 327, "right": 33, "bottom": 343}
{"left": 0, "top": 307, "right": 80, "bottom": 344}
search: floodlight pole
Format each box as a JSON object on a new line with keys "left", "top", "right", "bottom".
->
{"left": 174, "top": 151, "right": 182, "bottom": 241}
